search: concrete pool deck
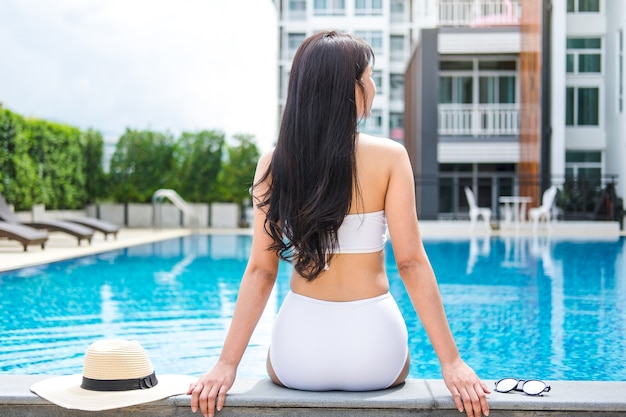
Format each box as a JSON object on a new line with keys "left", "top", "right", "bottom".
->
{"left": 2, "top": 375, "right": 626, "bottom": 416}
{"left": 1, "top": 222, "right": 625, "bottom": 415}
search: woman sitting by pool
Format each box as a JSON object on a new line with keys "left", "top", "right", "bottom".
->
{"left": 188, "top": 30, "right": 490, "bottom": 417}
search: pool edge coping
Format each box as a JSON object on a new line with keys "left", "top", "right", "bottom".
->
{"left": 2, "top": 376, "right": 626, "bottom": 413}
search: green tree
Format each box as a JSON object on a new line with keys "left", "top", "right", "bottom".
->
{"left": 24, "top": 119, "right": 87, "bottom": 209}
{"left": 82, "top": 129, "right": 107, "bottom": 204}
{"left": 0, "top": 110, "right": 42, "bottom": 209}
{"left": 174, "top": 130, "right": 225, "bottom": 202}
{"left": 218, "top": 133, "right": 260, "bottom": 220}
{"left": 108, "top": 129, "right": 176, "bottom": 203}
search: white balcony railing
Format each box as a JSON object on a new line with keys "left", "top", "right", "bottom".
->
{"left": 415, "top": 0, "right": 521, "bottom": 28}
{"left": 438, "top": 104, "right": 520, "bottom": 136}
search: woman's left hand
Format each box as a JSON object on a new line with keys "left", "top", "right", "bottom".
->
{"left": 441, "top": 358, "right": 490, "bottom": 417}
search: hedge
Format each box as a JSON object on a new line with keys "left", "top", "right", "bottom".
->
{"left": 0, "top": 106, "right": 261, "bottom": 210}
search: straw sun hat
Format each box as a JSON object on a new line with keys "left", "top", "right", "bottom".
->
{"left": 30, "top": 339, "right": 196, "bottom": 411}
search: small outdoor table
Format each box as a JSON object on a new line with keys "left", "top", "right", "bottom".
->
{"left": 499, "top": 196, "right": 533, "bottom": 228}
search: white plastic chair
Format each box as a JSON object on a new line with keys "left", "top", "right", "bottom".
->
{"left": 529, "top": 186, "right": 558, "bottom": 232}
{"left": 464, "top": 187, "right": 492, "bottom": 232}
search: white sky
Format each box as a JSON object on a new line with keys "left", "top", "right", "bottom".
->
{"left": 0, "top": 0, "right": 278, "bottom": 152}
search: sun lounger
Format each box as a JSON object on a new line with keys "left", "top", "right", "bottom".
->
{"left": 64, "top": 217, "right": 120, "bottom": 240}
{"left": 0, "top": 221, "right": 48, "bottom": 251}
{"left": 0, "top": 195, "right": 94, "bottom": 246}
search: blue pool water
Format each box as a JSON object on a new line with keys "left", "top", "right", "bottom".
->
{"left": 1, "top": 234, "right": 625, "bottom": 381}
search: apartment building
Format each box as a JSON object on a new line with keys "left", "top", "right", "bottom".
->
{"left": 274, "top": 0, "right": 624, "bottom": 223}
{"left": 405, "top": 0, "right": 524, "bottom": 219}
{"left": 406, "top": 0, "right": 624, "bottom": 221}
{"left": 552, "top": 0, "right": 625, "bottom": 221}
{"left": 273, "top": 0, "right": 416, "bottom": 143}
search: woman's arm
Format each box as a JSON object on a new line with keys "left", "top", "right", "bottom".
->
{"left": 383, "top": 144, "right": 490, "bottom": 417}
{"left": 189, "top": 153, "right": 279, "bottom": 417}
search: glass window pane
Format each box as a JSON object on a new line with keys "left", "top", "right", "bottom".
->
{"left": 457, "top": 77, "right": 473, "bottom": 104}
{"left": 478, "top": 60, "right": 516, "bottom": 70}
{"left": 289, "top": 0, "right": 306, "bottom": 11}
{"left": 391, "top": 0, "right": 404, "bottom": 13}
{"left": 567, "top": 38, "right": 601, "bottom": 49}
{"left": 288, "top": 33, "right": 306, "bottom": 58}
{"left": 479, "top": 77, "right": 495, "bottom": 104}
{"left": 390, "top": 35, "right": 404, "bottom": 51}
{"left": 439, "top": 77, "right": 452, "bottom": 103}
{"left": 373, "top": 70, "right": 383, "bottom": 94}
{"left": 577, "top": 87, "right": 599, "bottom": 125}
{"left": 499, "top": 76, "right": 516, "bottom": 103}
{"left": 390, "top": 74, "right": 404, "bottom": 100}
{"left": 565, "top": 151, "right": 580, "bottom": 163}
{"left": 566, "top": 87, "right": 574, "bottom": 125}
{"left": 440, "top": 61, "right": 473, "bottom": 71}
{"left": 566, "top": 54, "right": 575, "bottom": 72}
{"left": 578, "top": 0, "right": 599, "bottom": 12}
{"left": 578, "top": 54, "right": 601, "bottom": 72}
{"left": 371, "top": 35, "right": 382, "bottom": 52}
{"left": 579, "top": 168, "right": 602, "bottom": 186}
{"left": 566, "top": 151, "right": 601, "bottom": 163}
{"left": 567, "top": 0, "right": 575, "bottom": 12}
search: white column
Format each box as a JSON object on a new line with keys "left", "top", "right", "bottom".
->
{"left": 550, "top": 0, "right": 567, "bottom": 181}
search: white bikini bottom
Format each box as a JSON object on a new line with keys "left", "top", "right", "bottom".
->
{"left": 269, "top": 291, "right": 408, "bottom": 391}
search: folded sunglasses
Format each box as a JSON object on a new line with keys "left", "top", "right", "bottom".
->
{"left": 494, "top": 378, "right": 551, "bottom": 396}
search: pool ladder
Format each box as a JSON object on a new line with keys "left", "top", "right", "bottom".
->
{"left": 151, "top": 189, "right": 199, "bottom": 232}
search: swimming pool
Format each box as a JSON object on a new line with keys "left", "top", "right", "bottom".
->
{"left": 1, "top": 234, "right": 625, "bottom": 381}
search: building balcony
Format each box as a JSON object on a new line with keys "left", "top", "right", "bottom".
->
{"left": 438, "top": 104, "right": 520, "bottom": 136}
{"left": 416, "top": 0, "right": 521, "bottom": 28}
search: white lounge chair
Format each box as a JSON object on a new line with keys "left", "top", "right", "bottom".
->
{"left": 464, "top": 187, "right": 492, "bottom": 232}
{"left": 529, "top": 186, "right": 558, "bottom": 232}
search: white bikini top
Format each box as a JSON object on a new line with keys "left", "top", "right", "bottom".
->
{"left": 335, "top": 210, "right": 388, "bottom": 254}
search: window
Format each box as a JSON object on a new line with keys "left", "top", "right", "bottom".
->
{"left": 565, "top": 151, "right": 602, "bottom": 184}
{"left": 287, "top": 33, "right": 306, "bottom": 59}
{"left": 358, "top": 109, "right": 383, "bottom": 135}
{"left": 313, "top": 0, "right": 345, "bottom": 16}
{"left": 440, "top": 60, "right": 473, "bottom": 71}
{"left": 439, "top": 59, "right": 517, "bottom": 104}
{"left": 389, "top": 112, "right": 404, "bottom": 141}
{"left": 372, "top": 70, "right": 383, "bottom": 94}
{"left": 390, "top": 0, "right": 406, "bottom": 22}
{"left": 390, "top": 74, "right": 404, "bottom": 101}
{"left": 566, "top": 86, "right": 600, "bottom": 126}
{"left": 479, "top": 76, "right": 516, "bottom": 104}
{"left": 355, "top": 0, "right": 383, "bottom": 16}
{"left": 354, "top": 30, "right": 383, "bottom": 55}
{"left": 439, "top": 76, "right": 473, "bottom": 104}
{"left": 478, "top": 60, "right": 517, "bottom": 71}
{"left": 390, "top": 35, "right": 405, "bottom": 62}
{"left": 567, "top": 0, "right": 600, "bottom": 12}
{"left": 566, "top": 38, "right": 602, "bottom": 74}
{"left": 477, "top": 60, "right": 517, "bottom": 104}
{"left": 439, "top": 60, "right": 474, "bottom": 104}
{"left": 288, "top": 0, "right": 306, "bottom": 19}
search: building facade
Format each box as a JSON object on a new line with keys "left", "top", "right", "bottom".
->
{"left": 274, "top": 0, "right": 625, "bottom": 223}
{"left": 551, "top": 0, "right": 625, "bottom": 222}
{"left": 273, "top": 0, "right": 418, "bottom": 143}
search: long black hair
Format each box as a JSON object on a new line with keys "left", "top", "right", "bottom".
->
{"left": 254, "top": 30, "right": 374, "bottom": 281}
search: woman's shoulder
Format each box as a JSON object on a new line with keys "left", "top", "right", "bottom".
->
{"left": 357, "top": 133, "right": 408, "bottom": 158}
{"left": 257, "top": 148, "right": 275, "bottom": 168}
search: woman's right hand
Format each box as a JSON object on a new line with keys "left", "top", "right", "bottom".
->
{"left": 188, "top": 362, "right": 237, "bottom": 417}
